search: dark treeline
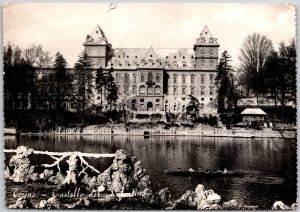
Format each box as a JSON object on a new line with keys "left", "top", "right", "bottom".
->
{"left": 3, "top": 43, "right": 118, "bottom": 131}
{"left": 215, "top": 33, "right": 296, "bottom": 123}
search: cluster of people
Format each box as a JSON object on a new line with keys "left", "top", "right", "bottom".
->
{"left": 189, "top": 167, "right": 228, "bottom": 174}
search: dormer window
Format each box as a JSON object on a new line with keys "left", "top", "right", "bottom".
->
{"left": 183, "top": 56, "right": 185, "bottom": 59}
{"left": 174, "top": 56, "right": 176, "bottom": 59}
{"left": 127, "top": 55, "right": 129, "bottom": 58}
{"left": 210, "top": 38, "right": 214, "bottom": 43}
{"left": 135, "top": 55, "right": 137, "bottom": 58}
{"left": 166, "top": 56, "right": 168, "bottom": 59}
{"left": 201, "top": 37, "right": 205, "bottom": 42}
{"left": 150, "top": 55, "right": 152, "bottom": 57}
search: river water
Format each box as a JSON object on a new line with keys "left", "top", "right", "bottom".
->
{"left": 5, "top": 135, "right": 296, "bottom": 208}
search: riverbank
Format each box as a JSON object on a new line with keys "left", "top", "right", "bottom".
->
{"left": 18, "top": 124, "right": 295, "bottom": 139}
{"left": 5, "top": 146, "right": 296, "bottom": 210}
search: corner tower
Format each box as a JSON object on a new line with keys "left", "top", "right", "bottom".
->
{"left": 193, "top": 26, "right": 220, "bottom": 70}
{"left": 83, "top": 25, "right": 112, "bottom": 68}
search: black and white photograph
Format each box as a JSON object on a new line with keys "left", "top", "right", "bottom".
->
{"left": 3, "top": 3, "right": 297, "bottom": 210}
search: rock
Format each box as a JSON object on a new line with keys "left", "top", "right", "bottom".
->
{"left": 111, "top": 171, "right": 124, "bottom": 193}
{"left": 141, "top": 188, "right": 157, "bottom": 205}
{"left": 158, "top": 188, "right": 171, "bottom": 205}
{"left": 291, "top": 203, "right": 297, "bottom": 209}
{"left": 97, "top": 184, "right": 106, "bottom": 193}
{"left": 222, "top": 199, "right": 241, "bottom": 209}
{"left": 46, "top": 196, "right": 61, "bottom": 209}
{"left": 37, "top": 200, "right": 48, "bottom": 209}
{"left": 208, "top": 203, "right": 222, "bottom": 210}
{"left": 70, "top": 197, "right": 94, "bottom": 209}
{"left": 272, "top": 201, "right": 290, "bottom": 210}
{"left": 4, "top": 166, "right": 10, "bottom": 178}
{"left": 115, "top": 149, "right": 128, "bottom": 160}
{"left": 62, "top": 154, "right": 82, "bottom": 185}
{"left": 105, "top": 194, "right": 118, "bottom": 203}
{"left": 8, "top": 197, "right": 33, "bottom": 209}
{"left": 137, "top": 175, "right": 151, "bottom": 189}
{"left": 206, "top": 192, "right": 221, "bottom": 204}
{"left": 171, "top": 190, "right": 197, "bottom": 209}
{"left": 48, "top": 172, "right": 64, "bottom": 185}
{"left": 8, "top": 146, "right": 34, "bottom": 183}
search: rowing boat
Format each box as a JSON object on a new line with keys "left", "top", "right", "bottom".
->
{"left": 166, "top": 171, "right": 245, "bottom": 177}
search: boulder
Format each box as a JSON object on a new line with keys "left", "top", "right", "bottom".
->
{"left": 271, "top": 201, "right": 290, "bottom": 210}
{"left": 222, "top": 199, "right": 241, "bottom": 209}
{"left": 158, "top": 188, "right": 171, "bottom": 205}
{"left": 48, "top": 172, "right": 64, "bottom": 185}
{"left": 8, "top": 197, "right": 33, "bottom": 209}
{"left": 8, "top": 146, "right": 34, "bottom": 183}
{"left": 62, "top": 154, "right": 82, "bottom": 185}
{"left": 46, "top": 196, "right": 61, "bottom": 209}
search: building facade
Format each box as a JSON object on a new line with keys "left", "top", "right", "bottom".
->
{"left": 84, "top": 25, "right": 220, "bottom": 114}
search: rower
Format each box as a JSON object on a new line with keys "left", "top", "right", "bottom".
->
{"left": 189, "top": 168, "right": 195, "bottom": 172}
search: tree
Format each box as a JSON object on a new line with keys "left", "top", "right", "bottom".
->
{"left": 95, "top": 67, "right": 106, "bottom": 111}
{"left": 216, "top": 51, "right": 239, "bottom": 113}
{"left": 52, "top": 52, "right": 73, "bottom": 110}
{"left": 24, "top": 44, "right": 52, "bottom": 68}
{"left": 239, "top": 33, "right": 273, "bottom": 99}
{"left": 277, "top": 39, "right": 296, "bottom": 117}
{"left": 186, "top": 95, "right": 201, "bottom": 122}
{"left": 74, "top": 51, "right": 94, "bottom": 123}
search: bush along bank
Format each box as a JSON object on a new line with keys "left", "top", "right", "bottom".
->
{"left": 5, "top": 146, "right": 295, "bottom": 209}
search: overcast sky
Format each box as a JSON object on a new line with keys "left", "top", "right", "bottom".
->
{"left": 3, "top": 3, "right": 296, "bottom": 67}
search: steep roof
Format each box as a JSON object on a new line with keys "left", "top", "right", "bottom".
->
{"left": 108, "top": 47, "right": 196, "bottom": 69}
{"left": 195, "top": 25, "right": 219, "bottom": 46}
{"left": 84, "top": 25, "right": 108, "bottom": 45}
{"left": 241, "top": 108, "right": 267, "bottom": 116}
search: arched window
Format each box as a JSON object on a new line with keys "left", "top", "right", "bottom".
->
{"left": 132, "top": 85, "right": 137, "bottom": 94}
{"left": 209, "top": 86, "right": 214, "bottom": 95}
{"left": 201, "top": 74, "right": 205, "bottom": 84}
{"left": 201, "top": 86, "right": 205, "bottom": 95}
{"left": 116, "top": 73, "right": 121, "bottom": 83}
{"left": 148, "top": 72, "right": 153, "bottom": 82}
{"left": 154, "top": 85, "right": 161, "bottom": 94}
{"left": 191, "top": 86, "right": 195, "bottom": 95}
{"left": 209, "top": 59, "right": 213, "bottom": 66}
{"left": 173, "top": 86, "right": 178, "bottom": 95}
{"left": 182, "top": 86, "right": 186, "bottom": 95}
{"left": 210, "top": 74, "right": 214, "bottom": 84}
{"left": 139, "top": 85, "right": 146, "bottom": 94}
{"left": 191, "top": 74, "right": 195, "bottom": 84}
{"left": 173, "top": 74, "right": 178, "bottom": 84}
{"left": 147, "top": 86, "right": 153, "bottom": 94}
{"left": 182, "top": 74, "right": 186, "bottom": 84}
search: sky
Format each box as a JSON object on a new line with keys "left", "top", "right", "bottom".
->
{"left": 3, "top": 3, "right": 296, "bottom": 67}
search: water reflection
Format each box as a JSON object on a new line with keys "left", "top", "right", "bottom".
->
{"left": 4, "top": 135, "right": 296, "bottom": 208}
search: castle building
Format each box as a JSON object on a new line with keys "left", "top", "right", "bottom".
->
{"left": 84, "top": 25, "right": 220, "bottom": 114}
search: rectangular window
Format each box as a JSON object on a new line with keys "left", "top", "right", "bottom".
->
{"left": 210, "top": 98, "right": 213, "bottom": 101}
{"left": 182, "top": 87, "right": 186, "bottom": 95}
{"left": 140, "top": 99, "right": 144, "bottom": 103}
{"left": 156, "top": 73, "right": 160, "bottom": 83}
{"left": 133, "top": 74, "right": 136, "bottom": 83}
{"left": 182, "top": 75, "right": 186, "bottom": 84}
{"left": 201, "top": 49, "right": 205, "bottom": 54}
{"left": 141, "top": 74, "right": 145, "bottom": 82}
{"left": 156, "top": 99, "right": 160, "bottom": 102}
{"left": 210, "top": 49, "right": 214, "bottom": 54}
{"left": 201, "top": 98, "right": 204, "bottom": 101}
